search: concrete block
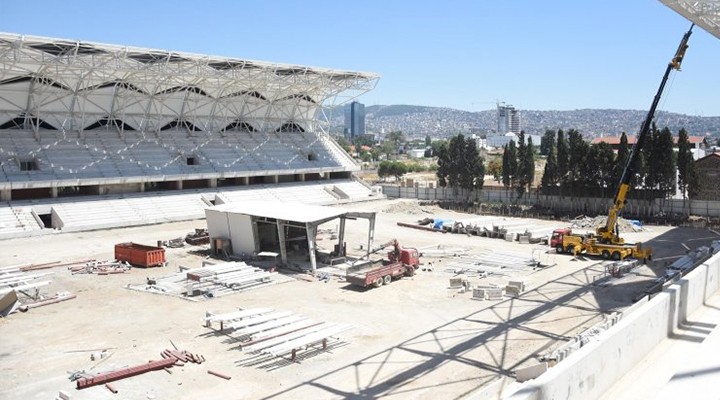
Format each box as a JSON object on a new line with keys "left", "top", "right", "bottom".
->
{"left": 515, "top": 362, "right": 548, "bottom": 382}
{"left": 508, "top": 280, "right": 526, "bottom": 292}
{"left": 486, "top": 288, "right": 503, "bottom": 300}
{"left": 505, "top": 285, "right": 520, "bottom": 297}
{"left": 58, "top": 391, "right": 71, "bottom": 400}
{"left": 472, "top": 288, "right": 485, "bottom": 300}
{"left": 518, "top": 235, "right": 530, "bottom": 244}
{"left": 449, "top": 278, "right": 463, "bottom": 288}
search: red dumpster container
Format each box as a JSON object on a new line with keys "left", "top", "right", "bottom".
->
{"left": 114, "top": 242, "right": 166, "bottom": 268}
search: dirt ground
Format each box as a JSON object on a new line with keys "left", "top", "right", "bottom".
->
{"left": 1, "top": 199, "right": 715, "bottom": 400}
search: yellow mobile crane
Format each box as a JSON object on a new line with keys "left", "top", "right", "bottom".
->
{"left": 551, "top": 24, "right": 694, "bottom": 262}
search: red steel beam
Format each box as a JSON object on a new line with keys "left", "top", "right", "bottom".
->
{"left": 76, "top": 357, "right": 176, "bottom": 389}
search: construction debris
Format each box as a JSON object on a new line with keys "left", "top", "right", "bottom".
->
{"left": 569, "top": 215, "right": 647, "bottom": 232}
{"left": 18, "top": 259, "right": 96, "bottom": 272}
{"left": 185, "top": 228, "right": 210, "bottom": 245}
{"left": 0, "top": 265, "right": 74, "bottom": 315}
{"left": 69, "top": 260, "right": 131, "bottom": 275}
{"left": 207, "top": 370, "right": 231, "bottom": 380}
{"left": 19, "top": 291, "right": 76, "bottom": 311}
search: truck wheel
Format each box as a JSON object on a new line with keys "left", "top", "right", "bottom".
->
{"left": 373, "top": 278, "right": 383, "bottom": 288}
{"left": 383, "top": 275, "right": 392, "bottom": 285}
{"left": 556, "top": 245, "right": 564, "bottom": 254}
{"left": 602, "top": 250, "right": 610, "bottom": 260}
{"left": 611, "top": 251, "right": 621, "bottom": 261}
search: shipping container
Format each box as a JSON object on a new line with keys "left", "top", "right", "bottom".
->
{"left": 114, "top": 242, "right": 166, "bottom": 268}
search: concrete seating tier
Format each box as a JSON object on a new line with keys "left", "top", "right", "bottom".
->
{"left": 0, "top": 129, "right": 352, "bottom": 184}
{"left": 0, "top": 205, "right": 43, "bottom": 239}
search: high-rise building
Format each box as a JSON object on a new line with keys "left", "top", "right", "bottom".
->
{"left": 497, "top": 103, "right": 521, "bottom": 134}
{"left": 344, "top": 101, "right": 365, "bottom": 139}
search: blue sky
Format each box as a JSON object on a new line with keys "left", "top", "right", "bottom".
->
{"left": 2, "top": 0, "right": 719, "bottom": 115}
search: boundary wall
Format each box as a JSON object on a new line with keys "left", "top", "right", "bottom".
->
{"left": 382, "top": 185, "right": 720, "bottom": 219}
{"left": 502, "top": 250, "right": 720, "bottom": 400}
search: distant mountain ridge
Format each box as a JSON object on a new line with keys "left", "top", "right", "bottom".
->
{"left": 325, "top": 104, "right": 720, "bottom": 139}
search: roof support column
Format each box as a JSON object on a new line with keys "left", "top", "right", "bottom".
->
{"left": 306, "top": 222, "right": 317, "bottom": 273}
{"left": 366, "top": 214, "right": 376, "bottom": 260}
{"left": 337, "top": 217, "right": 346, "bottom": 257}
{"left": 276, "top": 219, "right": 288, "bottom": 267}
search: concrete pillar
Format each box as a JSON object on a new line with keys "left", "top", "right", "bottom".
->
{"left": 306, "top": 223, "right": 317, "bottom": 273}
{"left": 271, "top": 175, "right": 278, "bottom": 184}
{"left": 298, "top": 174, "right": 305, "bottom": 182}
{"left": 177, "top": 180, "right": 183, "bottom": 190}
{"left": 0, "top": 188, "right": 10, "bottom": 201}
{"left": 276, "top": 219, "right": 287, "bottom": 267}
{"left": 51, "top": 187, "right": 58, "bottom": 198}
{"left": 139, "top": 182, "right": 145, "bottom": 192}
{"left": 338, "top": 218, "right": 346, "bottom": 257}
{"left": 367, "top": 214, "right": 376, "bottom": 260}
{"left": 208, "top": 178, "right": 217, "bottom": 188}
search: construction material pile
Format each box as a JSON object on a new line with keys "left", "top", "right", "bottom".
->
{"left": 569, "top": 215, "right": 647, "bottom": 232}
{"left": 128, "top": 261, "right": 292, "bottom": 299}
{"left": 74, "top": 348, "right": 206, "bottom": 390}
{"left": 382, "top": 201, "right": 438, "bottom": 215}
{"left": 69, "top": 260, "right": 131, "bottom": 275}
{"left": 205, "top": 307, "right": 353, "bottom": 364}
{"left": 1, "top": 265, "right": 76, "bottom": 316}
{"left": 185, "top": 228, "right": 210, "bottom": 245}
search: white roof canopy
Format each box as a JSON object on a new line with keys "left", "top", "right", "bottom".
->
{"left": 660, "top": 0, "right": 720, "bottom": 40}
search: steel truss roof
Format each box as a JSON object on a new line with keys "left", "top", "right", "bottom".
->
{"left": 0, "top": 32, "right": 380, "bottom": 134}
{"left": 660, "top": 0, "right": 720, "bottom": 40}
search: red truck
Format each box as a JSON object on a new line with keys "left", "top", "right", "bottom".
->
{"left": 346, "top": 239, "right": 420, "bottom": 288}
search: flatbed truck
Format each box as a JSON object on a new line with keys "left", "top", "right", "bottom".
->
{"left": 345, "top": 239, "right": 420, "bottom": 288}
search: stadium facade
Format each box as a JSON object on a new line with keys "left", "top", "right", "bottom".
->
{"left": 0, "top": 33, "right": 379, "bottom": 202}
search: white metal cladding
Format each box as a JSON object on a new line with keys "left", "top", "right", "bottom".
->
{"left": 0, "top": 32, "right": 380, "bottom": 134}
{"left": 660, "top": 0, "right": 720, "bottom": 40}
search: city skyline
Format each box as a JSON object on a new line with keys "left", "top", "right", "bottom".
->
{"left": 2, "top": 1, "right": 719, "bottom": 116}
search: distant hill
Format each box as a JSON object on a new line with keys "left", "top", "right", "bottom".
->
{"left": 325, "top": 104, "right": 720, "bottom": 140}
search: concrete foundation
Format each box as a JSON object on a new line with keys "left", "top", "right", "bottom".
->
{"left": 506, "top": 251, "right": 720, "bottom": 400}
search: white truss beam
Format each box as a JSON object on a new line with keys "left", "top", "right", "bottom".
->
{"left": 660, "top": 0, "right": 720, "bottom": 40}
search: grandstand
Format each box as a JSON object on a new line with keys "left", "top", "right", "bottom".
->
{"left": 0, "top": 33, "right": 381, "bottom": 238}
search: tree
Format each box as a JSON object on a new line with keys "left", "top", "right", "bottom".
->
{"left": 378, "top": 160, "right": 407, "bottom": 182}
{"left": 436, "top": 134, "right": 485, "bottom": 192}
{"left": 677, "top": 128, "right": 694, "bottom": 199}
{"left": 379, "top": 141, "right": 396, "bottom": 160}
{"left": 385, "top": 131, "right": 405, "bottom": 149}
{"left": 656, "top": 126, "right": 677, "bottom": 197}
{"left": 614, "top": 132, "right": 630, "bottom": 186}
{"left": 514, "top": 132, "right": 527, "bottom": 197}
{"left": 430, "top": 139, "right": 446, "bottom": 157}
{"left": 540, "top": 140, "right": 558, "bottom": 193}
{"left": 592, "top": 142, "right": 616, "bottom": 197}
{"left": 540, "top": 129, "right": 556, "bottom": 156}
{"left": 556, "top": 130, "right": 569, "bottom": 192}
{"left": 501, "top": 140, "right": 517, "bottom": 189}
{"left": 487, "top": 158, "right": 503, "bottom": 183}
{"left": 436, "top": 142, "right": 449, "bottom": 187}
{"left": 524, "top": 137, "right": 536, "bottom": 193}
{"left": 425, "top": 134, "right": 432, "bottom": 147}
{"left": 566, "top": 129, "right": 588, "bottom": 196}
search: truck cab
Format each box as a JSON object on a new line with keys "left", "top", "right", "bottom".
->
{"left": 550, "top": 228, "right": 572, "bottom": 250}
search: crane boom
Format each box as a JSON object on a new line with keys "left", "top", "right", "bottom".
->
{"left": 597, "top": 24, "right": 694, "bottom": 244}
